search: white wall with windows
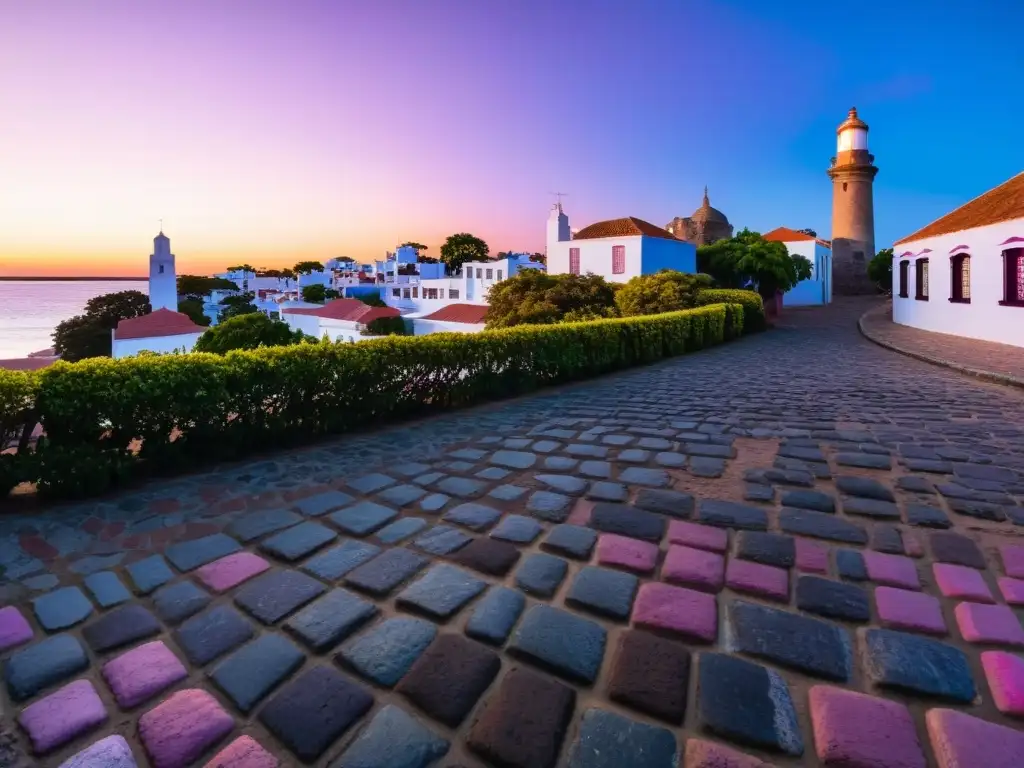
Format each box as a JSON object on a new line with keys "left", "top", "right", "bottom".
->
{"left": 548, "top": 235, "right": 696, "bottom": 283}
{"left": 892, "top": 217, "right": 1024, "bottom": 348}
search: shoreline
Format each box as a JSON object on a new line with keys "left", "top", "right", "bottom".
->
{"left": 0, "top": 276, "right": 147, "bottom": 281}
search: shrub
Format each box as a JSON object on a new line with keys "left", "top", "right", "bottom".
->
{"left": 486, "top": 271, "right": 617, "bottom": 328}
{"left": 0, "top": 369, "right": 37, "bottom": 495}
{"left": 362, "top": 316, "right": 407, "bottom": 336}
{"left": 0, "top": 303, "right": 743, "bottom": 500}
{"left": 616, "top": 270, "right": 713, "bottom": 317}
{"left": 696, "top": 288, "right": 765, "bottom": 333}
{"left": 194, "top": 313, "right": 311, "bottom": 354}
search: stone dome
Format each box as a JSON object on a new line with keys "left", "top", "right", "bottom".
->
{"left": 690, "top": 187, "right": 729, "bottom": 224}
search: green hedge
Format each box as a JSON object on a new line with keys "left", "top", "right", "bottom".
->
{"left": 1, "top": 302, "right": 744, "bottom": 500}
{"left": 695, "top": 289, "right": 765, "bottom": 333}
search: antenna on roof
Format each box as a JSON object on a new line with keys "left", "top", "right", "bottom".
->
{"left": 159, "top": 218, "right": 163, "bottom": 233}
{"left": 550, "top": 191, "right": 569, "bottom": 208}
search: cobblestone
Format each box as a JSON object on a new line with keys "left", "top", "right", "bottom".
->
{"left": 795, "top": 575, "right": 870, "bottom": 622}
{"left": 397, "top": 563, "right": 486, "bottom": 619}
{"left": 17, "top": 679, "right": 107, "bottom": 755}
{"left": 336, "top": 704, "right": 449, "bottom": 767}
{"left": 344, "top": 547, "right": 428, "bottom": 595}
{"left": 568, "top": 708, "right": 678, "bottom": 768}
{"left": 338, "top": 616, "right": 437, "bottom": 687}
{"left": 138, "top": 689, "right": 233, "bottom": 768}
{"left": 465, "top": 585, "right": 525, "bottom": 645}
{"left": 590, "top": 503, "right": 666, "bottom": 541}
{"left": 101, "top": 640, "right": 187, "bottom": 708}
{"left": 284, "top": 587, "right": 377, "bottom": 651}
{"left": 454, "top": 537, "right": 521, "bottom": 576}
{"left": 863, "top": 628, "right": 976, "bottom": 702}
{"left": 509, "top": 604, "right": 606, "bottom": 684}
{"left": 566, "top": 565, "right": 638, "bottom": 620}
{"left": 6, "top": 634, "right": 89, "bottom": 701}
{"left": 82, "top": 604, "right": 161, "bottom": 652}
{"left": 210, "top": 633, "right": 304, "bottom": 713}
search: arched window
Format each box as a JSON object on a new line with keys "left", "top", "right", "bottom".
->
{"left": 1002, "top": 249, "right": 1024, "bottom": 307}
{"left": 898, "top": 260, "right": 909, "bottom": 298}
{"left": 915, "top": 258, "right": 929, "bottom": 300}
{"left": 950, "top": 254, "right": 970, "bottom": 303}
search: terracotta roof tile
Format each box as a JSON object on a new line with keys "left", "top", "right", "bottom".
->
{"left": 763, "top": 227, "right": 831, "bottom": 249}
{"left": 420, "top": 304, "right": 490, "bottom": 324}
{"left": 573, "top": 217, "right": 681, "bottom": 242}
{"left": 0, "top": 356, "right": 58, "bottom": 371}
{"left": 113, "top": 309, "right": 205, "bottom": 340}
{"left": 283, "top": 298, "right": 399, "bottom": 322}
{"left": 894, "top": 171, "right": 1024, "bottom": 245}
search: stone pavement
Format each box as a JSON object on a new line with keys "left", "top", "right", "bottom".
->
{"left": 2, "top": 297, "right": 1024, "bottom": 766}
{"left": 860, "top": 302, "right": 1024, "bottom": 387}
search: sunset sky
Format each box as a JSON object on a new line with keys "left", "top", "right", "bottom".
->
{"left": 1, "top": 0, "right": 1022, "bottom": 277}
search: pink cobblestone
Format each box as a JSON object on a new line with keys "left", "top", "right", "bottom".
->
{"left": 566, "top": 500, "right": 593, "bottom": 525}
{"left": 981, "top": 651, "right": 1024, "bottom": 717}
{"left": 661, "top": 545, "right": 724, "bottom": 592}
{"left": 139, "top": 689, "right": 234, "bottom": 768}
{"left": 999, "top": 544, "right": 1024, "bottom": 579}
{"left": 934, "top": 563, "right": 994, "bottom": 603}
{"left": 725, "top": 558, "right": 788, "bottom": 602}
{"left": 667, "top": 520, "right": 728, "bottom": 553}
{"left": 795, "top": 538, "right": 829, "bottom": 574}
{"left": 902, "top": 531, "right": 924, "bottom": 558}
{"left": 997, "top": 576, "right": 1024, "bottom": 605}
{"left": 0, "top": 606, "right": 33, "bottom": 652}
{"left": 926, "top": 708, "right": 1024, "bottom": 768}
{"left": 632, "top": 582, "right": 717, "bottom": 643}
{"left": 17, "top": 679, "right": 108, "bottom": 755}
{"left": 955, "top": 602, "right": 1024, "bottom": 646}
{"left": 809, "top": 685, "right": 926, "bottom": 768}
{"left": 204, "top": 736, "right": 279, "bottom": 767}
{"left": 102, "top": 640, "right": 188, "bottom": 708}
{"left": 196, "top": 552, "right": 270, "bottom": 593}
{"left": 864, "top": 551, "right": 920, "bottom": 590}
{"left": 596, "top": 534, "right": 659, "bottom": 574}
{"left": 684, "top": 738, "right": 771, "bottom": 767}
{"left": 875, "top": 586, "right": 947, "bottom": 635}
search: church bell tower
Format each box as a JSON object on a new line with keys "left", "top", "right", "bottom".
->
{"left": 148, "top": 228, "right": 178, "bottom": 312}
{"left": 827, "top": 107, "right": 878, "bottom": 294}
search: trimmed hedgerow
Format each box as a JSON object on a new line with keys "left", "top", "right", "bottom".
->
{"left": 696, "top": 289, "right": 765, "bottom": 333}
{"left": 2, "top": 302, "right": 743, "bottom": 499}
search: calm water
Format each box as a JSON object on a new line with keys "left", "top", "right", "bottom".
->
{"left": 0, "top": 281, "right": 147, "bottom": 358}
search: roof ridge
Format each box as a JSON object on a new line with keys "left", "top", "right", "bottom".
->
{"left": 894, "top": 171, "right": 1024, "bottom": 245}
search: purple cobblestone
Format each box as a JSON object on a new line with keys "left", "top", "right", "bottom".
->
{"left": 57, "top": 735, "right": 137, "bottom": 768}
{"left": 0, "top": 606, "right": 33, "bottom": 651}
{"left": 196, "top": 552, "right": 271, "bottom": 593}
{"left": 18, "top": 679, "right": 107, "bottom": 754}
{"left": 102, "top": 640, "right": 188, "bottom": 708}
{"left": 139, "top": 689, "right": 234, "bottom": 768}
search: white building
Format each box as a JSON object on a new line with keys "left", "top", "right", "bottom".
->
{"left": 545, "top": 204, "right": 696, "bottom": 282}
{"left": 892, "top": 171, "right": 1024, "bottom": 348}
{"left": 149, "top": 230, "right": 178, "bottom": 311}
{"left": 112, "top": 308, "right": 205, "bottom": 359}
{"left": 413, "top": 304, "right": 489, "bottom": 335}
{"left": 762, "top": 227, "right": 833, "bottom": 306}
{"left": 282, "top": 298, "right": 402, "bottom": 343}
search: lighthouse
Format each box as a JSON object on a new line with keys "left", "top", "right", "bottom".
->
{"left": 827, "top": 107, "right": 878, "bottom": 295}
{"left": 148, "top": 229, "right": 178, "bottom": 311}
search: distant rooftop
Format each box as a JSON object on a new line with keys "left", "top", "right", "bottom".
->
{"left": 114, "top": 309, "right": 206, "bottom": 340}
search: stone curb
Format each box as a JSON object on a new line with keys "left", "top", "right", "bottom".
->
{"left": 857, "top": 305, "right": 1024, "bottom": 392}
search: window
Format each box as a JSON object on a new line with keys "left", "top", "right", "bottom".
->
{"left": 466, "top": 267, "right": 474, "bottom": 278}
{"left": 569, "top": 247, "right": 581, "bottom": 275}
{"left": 159, "top": 265, "right": 165, "bottom": 274}
{"left": 392, "top": 288, "right": 400, "bottom": 297}
{"left": 485, "top": 268, "right": 493, "bottom": 280}
{"left": 449, "top": 289, "right": 459, "bottom": 299}
{"left": 915, "top": 258, "right": 929, "bottom": 300}
{"left": 898, "top": 260, "right": 909, "bottom": 297}
{"left": 412, "top": 287, "right": 418, "bottom": 298}
{"left": 950, "top": 254, "right": 971, "bottom": 303}
{"left": 497, "top": 270, "right": 503, "bottom": 280}
{"left": 403, "top": 288, "right": 411, "bottom": 299}
{"left": 1003, "top": 249, "right": 1024, "bottom": 306}
{"left": 612, "top": 245, "right": 625, "bottom": 274}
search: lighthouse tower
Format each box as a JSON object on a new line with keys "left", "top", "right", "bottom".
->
{"left": 148, "top": 229, "right": 178, "bottom": 311}
{"left": 827, "top": 107, "right": 878, "bottom": 295}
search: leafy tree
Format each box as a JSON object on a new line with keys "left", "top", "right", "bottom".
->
{"left": 362, "top": 316, "right": 407, "bottom": 336}
{"left": 615, "top": 270, "right": 713, "bottom": 317}
{"left": 301, "top": 284, "right": 328, "bottom": 303}
{"left": 219, "top": 292, "right": 259, "bottom": 319}
{"left": 697, "top": 229, "right": 812, "bottom": 298}
{"left": 530, "top": 252, "right": 547, "bottom": 265}
{"left": 177, "top": 275, "right": 238, "bottom": 299}
{"left": 485, "top": 271, "right": 617, "bottom": 329}
{"left": 193, "top": 313, "right": 312, "bottom": 354}
{"left": 178, "top": 299, "right": 211, "bottom": 326}
{"left": 357, "top": 292, "right": 386, "bottom": 307}
{"left": 417, "top": 255, "right": 439, "bottom": 264}
{"left": 293, "top": 260, "right": 325, "bottom": 275}
{"left": 400, "top": 242, "right": 427, "bottom": 252}
{"left": 440, "top": 233, "right": 489, "bottom": 274}
{"left": 325, "top": 288, "right": 340, "bottom": 300}
{"left": 226, "top": 264, "right": 256, "bottom": 273}
{"left": 868, "top": 248, "right": 894, "bottom": 294}
{"left": 52, "top": 290, "right": 152, "bottom": 361}
{"left": 256, "top": 268, "right": 295, "bottom": 279}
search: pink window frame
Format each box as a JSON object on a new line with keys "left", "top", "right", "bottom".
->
{"left": 612, "top": 245, "right": 625, "bottom": 274}
{"left": 569, "top": 248, "right": 581, "bottom": 275}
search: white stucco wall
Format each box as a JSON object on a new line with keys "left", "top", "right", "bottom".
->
{"left": 112, "top": 332, "right": 204, "bottom": 359}
{"left": 892, "top": 217, "right": 1024, "bottom": 348}
{"left": 548, "top": 236, "right": 695, "bottom": 283}
{"left": 413, "top": 320, "right": 486, "bottom": 336}
{"left": 780, "top": 241, "right": 832, "bottom": 306}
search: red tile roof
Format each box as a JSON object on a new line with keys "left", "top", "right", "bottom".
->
{"left": 894, "top": 172, "right": 1024, "bottom": 245}
{"left": 420, "top": 304, "right": 490, "bottom": 324}
{"left": 0, "top": 356, "right": 58, "bottom": 371}
{"left": 763, "top": 227, "right": 832, "bottom": 249}
{"left": 573, "top": 217, "right": 682, "bottom": 241}
{"left": 283, "top": 298, "right": 400, "bottom": 323}
{"left": 113, "top": 309, "right": 206, "bottom": 340}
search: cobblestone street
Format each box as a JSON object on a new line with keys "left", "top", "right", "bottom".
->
{"left": 2, "top": 297, "right": 1024, "bottom": 767}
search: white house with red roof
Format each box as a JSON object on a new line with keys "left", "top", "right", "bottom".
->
{"left": 892, "top": 171, "right": 1024, "bottom": 348}
{"left": 281, "top": 298, "right": 402, "bottom": 343}
{"left": 112, "top": 308, "right": 206, "bottom": 359}
{"left": 546, "top": 204, "right": 696, "bottom": 283}
{"left": 412, "top": 304, "right": 489, "bottom": 335}
{"left": 762, "top": 227, "right": 833, "bottom": 306}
